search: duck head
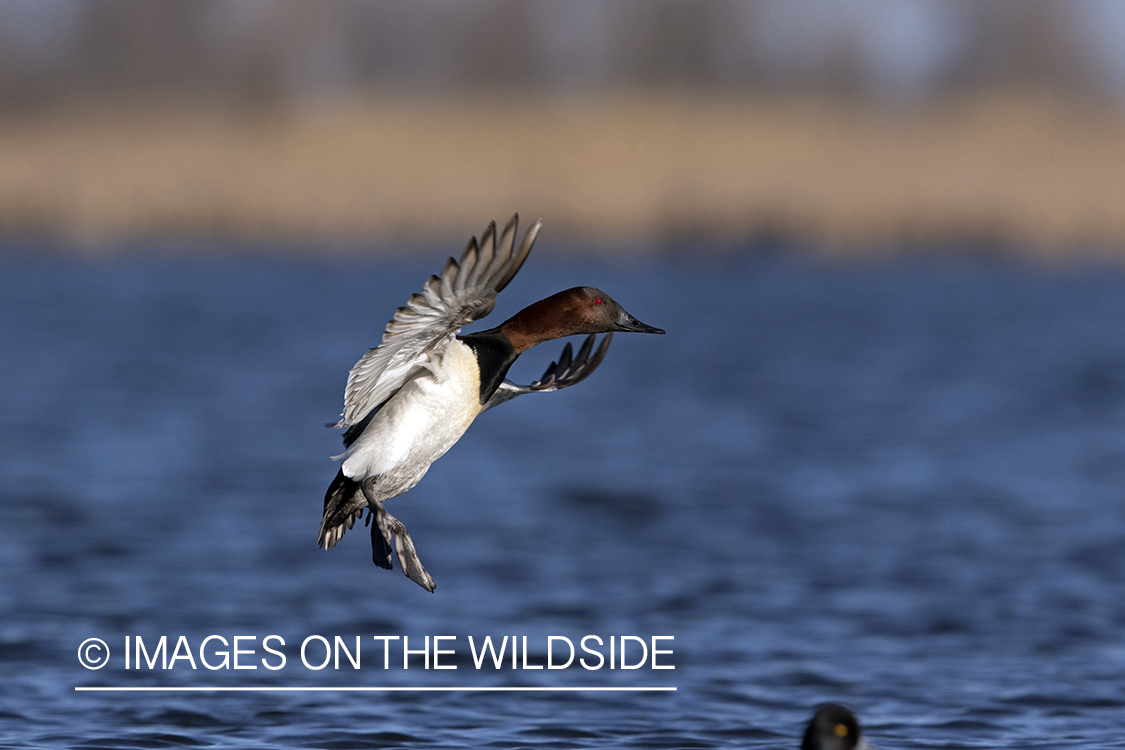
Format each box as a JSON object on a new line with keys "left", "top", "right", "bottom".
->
{"left": 501, "top": 286, "right": 664, "bottom": 353}
{"left": 802, "top": 704, "right": 870, "bottom": 750}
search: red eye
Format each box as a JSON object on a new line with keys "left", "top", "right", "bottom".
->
{"left": 594, "top": 298, "right": 603, "bottom": 305}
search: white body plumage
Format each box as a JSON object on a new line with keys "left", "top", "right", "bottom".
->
{"left": 338, "top": 338, "right": 482, "bottom": 489}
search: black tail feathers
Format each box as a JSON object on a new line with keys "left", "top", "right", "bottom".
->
{"left": 318, "top": 470, "right": 366, "bottom": 549}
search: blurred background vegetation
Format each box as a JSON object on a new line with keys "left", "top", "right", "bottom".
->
{"left": 1, "top": 0, "right": 1124, "bottom": 255}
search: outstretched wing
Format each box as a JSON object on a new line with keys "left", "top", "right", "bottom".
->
{"left": 333, "top": 215, "right": 542, "bottom": 428}
{"left": 481, "top": 333, "right": 613, "bottom": 413}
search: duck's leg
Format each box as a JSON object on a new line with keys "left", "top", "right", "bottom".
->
{"left": 367, "top": 504, "right": 394, "bottom": 571}
{"left": 362, "top": 480, "right": 437, "bottom": 592}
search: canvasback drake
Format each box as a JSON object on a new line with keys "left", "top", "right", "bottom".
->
{"left": 318, "top": 215, "right": 664, "bottom": 591}
{"left": 802, "top": 705, "right": 870, "bottom": 750}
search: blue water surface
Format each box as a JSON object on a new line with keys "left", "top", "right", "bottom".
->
{"left": 1, "top": 249, "right": 1125, "bottom": 748}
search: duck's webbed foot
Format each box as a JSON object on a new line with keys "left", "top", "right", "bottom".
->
{"left": 363, "top": 491, "right": 436, "bottom": 593}
{"left": 381, "top": 507, "right": 436, "bottom": 593}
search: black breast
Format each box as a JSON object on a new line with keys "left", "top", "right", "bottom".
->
{"left": 459, "top": 331, "right": 519, "bottom": 403}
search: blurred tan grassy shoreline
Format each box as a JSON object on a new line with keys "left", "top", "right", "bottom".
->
{"left": 2, "top": 91, "right": 1124, "bottom": 257}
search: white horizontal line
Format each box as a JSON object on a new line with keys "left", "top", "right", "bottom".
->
{"left": 75, "top": 686, "right": 676, "bottom": 693}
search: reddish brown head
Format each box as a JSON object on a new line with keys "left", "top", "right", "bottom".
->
{"left": 500, "top": 286, "right": 664, "bottom": 354}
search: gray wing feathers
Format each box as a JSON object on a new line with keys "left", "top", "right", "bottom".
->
{"left": 333, "top": 215, "right": 542, "bottom": 429}
{"left": 481, "top": 333, "right": 613, "bottom": 413}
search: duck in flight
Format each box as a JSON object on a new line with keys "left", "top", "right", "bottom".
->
{"left": 319, "top": 215, "right": 664, "bottom": 591}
